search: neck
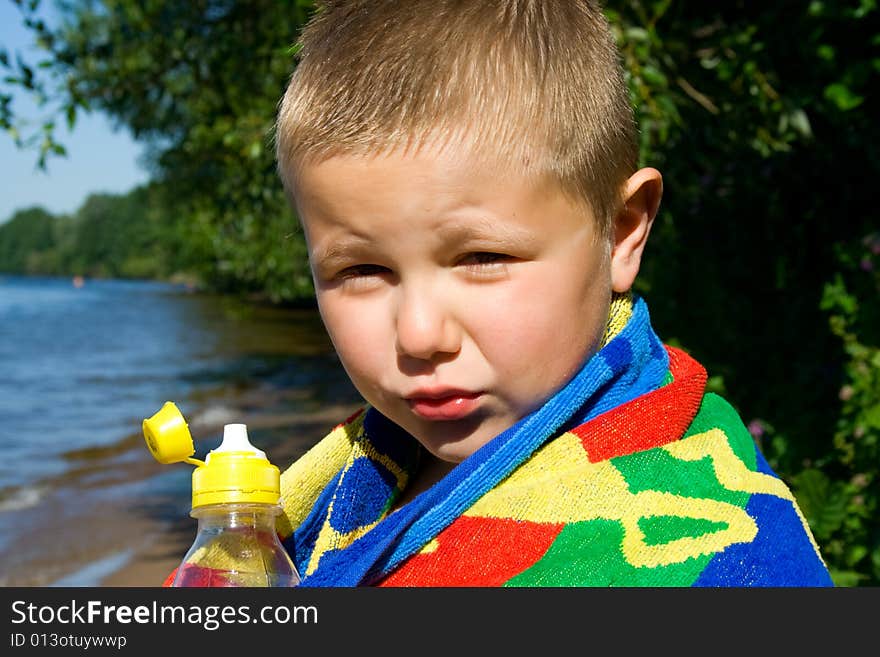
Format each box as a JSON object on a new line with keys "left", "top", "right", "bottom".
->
{"left": 390, "top": 451, "right": 457, "bottom": 513}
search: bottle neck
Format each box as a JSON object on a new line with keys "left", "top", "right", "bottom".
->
{"left": 190, "top": 502, "right": 281, "bottom": 532}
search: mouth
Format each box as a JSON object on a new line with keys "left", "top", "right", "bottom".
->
{"left": 404, "top": 389, "right": 483, "bottom": 421}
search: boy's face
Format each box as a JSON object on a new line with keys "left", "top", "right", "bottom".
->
{"left": 291, "top": 143, "right": 613, "bottom": 463}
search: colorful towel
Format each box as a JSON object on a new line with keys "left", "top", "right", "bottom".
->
{"left": 276, "top": 294, "right": 834, "bottom": 586}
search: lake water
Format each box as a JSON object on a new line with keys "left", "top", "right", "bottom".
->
{"left": 0, "top": 274, "right": 361, "bottom": 586}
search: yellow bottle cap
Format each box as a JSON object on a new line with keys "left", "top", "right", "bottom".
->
{"left": 191, "top": 424, "right": 281, "bottom": 508}
{"left": 142, "top": 401, "right": 196, "bottom": 464}
{"left": 142, "top": 403, "right": 280, "bottom": 508}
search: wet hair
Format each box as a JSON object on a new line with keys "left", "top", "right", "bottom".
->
{"left": 275, "top": 0, "right": 638, "bottom": 238}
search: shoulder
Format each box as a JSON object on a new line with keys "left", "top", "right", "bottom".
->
{"left": 283, "top": 405, "right": 368, "bottom": 478}
{"left": 682, "top": 392, "right": 761, "bottom": 470}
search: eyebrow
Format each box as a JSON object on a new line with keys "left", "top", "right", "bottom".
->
{"left": 311, "top": 235, "right": 373, "bottom": 267}
{"left": 433, "top": 216, "right": 535, "bottom": 245}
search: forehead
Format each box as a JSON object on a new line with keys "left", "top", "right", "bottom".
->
{"left": 292, "top": 154, "right": 557, "bottom": 240}
{"left": 290, "top": 137, "right": 560, "bottom": 217}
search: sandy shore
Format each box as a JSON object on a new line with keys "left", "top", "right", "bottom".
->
{"left": 98, "top": 527, "right": 190, "bottom": 587}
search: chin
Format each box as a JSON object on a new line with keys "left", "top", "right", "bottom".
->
{"left": 410, "top": 416, "right": 506, "bottom": 463}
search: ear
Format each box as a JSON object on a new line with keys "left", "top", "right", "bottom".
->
{"left": 610, "top": 167, "right": 663, "bottom": 293}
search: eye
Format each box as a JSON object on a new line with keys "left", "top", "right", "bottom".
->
{"left": 332, "top": 263, "right": 391, "bottom": 291}
{"left": 337, "top": 264, "right": 389, "bottom": 279}
{"left": 456, "top": 252, "right": 514, "bottom": 278}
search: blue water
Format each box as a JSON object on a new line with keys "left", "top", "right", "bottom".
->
{"left": 0, "top": 274, "right": 359, "bottom": 585}
{"left": 1, "top": 276, "right": 198, "bottom": 490}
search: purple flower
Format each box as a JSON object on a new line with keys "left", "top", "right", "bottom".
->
{"left": 747, "top": 419, "right": 765, "bottom": 439}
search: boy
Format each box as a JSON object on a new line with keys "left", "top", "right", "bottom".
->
{"left": 271, "top": 0, "right": 834, "bottom": 586}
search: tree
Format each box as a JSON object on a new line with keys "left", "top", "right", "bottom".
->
{"left": 0, "top": 205, "right": 56, "bottom": 272}
{"left": 3, "top": 0, "right": 316, "bottom": 302}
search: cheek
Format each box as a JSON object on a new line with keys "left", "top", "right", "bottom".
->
{"left": 475, "top": 268, "right": 604, "bottom": 387}
{"left": 317, "top": 294, "right": 388, "bottom": 384}
{"left": 469, "top": 280, "right": 570, "bottom": 367}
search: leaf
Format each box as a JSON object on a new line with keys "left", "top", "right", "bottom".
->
{"left": 817, "top": 44, "right": 835, "bottom": 61}
{"left": 791, "top": 468, "right": 851, "bottom": 538}
{"left": 788, "top": 109, "right": 812, "bottom": 138}
{"left": 823, "top": 83, "right": 865, "bottom": 111}
{"left": 625, "top": 27, "right": 650, "bottom": 43}
{"left": 829, "top": 569, "right": 865, "bottom": 587}
{"left": 705, "top": 375, "right": 726, "bottom": 395}
{"left": 641, "top": 64, "right": 668, "bottom": 88}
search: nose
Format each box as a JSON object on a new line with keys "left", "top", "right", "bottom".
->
{"left": 394, "top": 284, "right": 461, "bottom": 361}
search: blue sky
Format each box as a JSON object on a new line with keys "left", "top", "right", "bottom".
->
{"left": 0, "top": 2, "right": 150, "bottom": 224}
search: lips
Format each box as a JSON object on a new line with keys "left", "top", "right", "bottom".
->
{"left": 405, "top": 389, "right": 482, "bottom": 420}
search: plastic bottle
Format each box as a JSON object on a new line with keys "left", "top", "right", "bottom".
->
{"left": 142, "top": 401, "right": 301, "bottom": 587}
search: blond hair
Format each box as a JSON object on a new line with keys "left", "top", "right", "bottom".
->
{"left": 275, "top": 0, "right": 638, "bottom": 238}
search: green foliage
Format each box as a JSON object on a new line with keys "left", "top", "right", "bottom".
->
{"left": 1, "top": 0, "right": 72, "bottom": 168}
{"left": 4, "top": 0, "right": 316, "bottom": 302}
{"left": 0, "top": 206, "right": 56, "bottom": 272}
{"left": 614, "top": 0, "right": 871, "bottom": 472}
{"left": 0, "top": 184, "right": 193, "bottom": 281}
{"left": 49, "top": 0, "right": 318, "bottom": 303}
{"left": 790, "top": 468, "right": 864, "bottom": 586}
{"left": 811, "top": 231, "right": 880, "bottom": 584}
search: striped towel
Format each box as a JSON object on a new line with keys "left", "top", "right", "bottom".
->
{"left": 276, "top": 294, "right": 834, "bottom": 586}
